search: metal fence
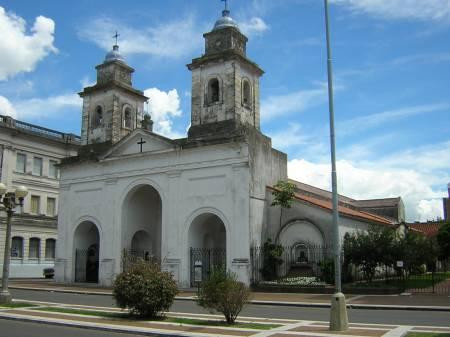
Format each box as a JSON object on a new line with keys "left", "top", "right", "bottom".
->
{"left": 121, "top": 249, "right": 159, "bottom": 272}
{"left": 75, "top": 248, "right": 99, "bottom": 283}
{"left": 190, "top": 248, "right": 226, "bottom": 287}
{"left": 250, "top": 244, "right": 333, "bottom": 285}
{"left": 250, "top": 244, "right": 450, "bottom": 293}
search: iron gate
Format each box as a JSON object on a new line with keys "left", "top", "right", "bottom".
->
{"left": 75, "top": 247, "right": 99, "bottom": 283}
{"left": 190, "top": 248, "right": 226, "bottom": 287}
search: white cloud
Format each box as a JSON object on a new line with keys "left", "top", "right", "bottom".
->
{"left": 269, "top": 123, "right": 309, "bottom": 150}
{"left": 339, "top": 103, "right": 450, "bottom": 136}
{"left": 144, "top": 88, "right": 184, "bottom": 138}
{"left": 78, "top": 16, "right": 202, "bottom": 58}
{"left": 0, "top": 95, "right": 17, "bottom": 118}
{"left": 0, "top": 7, "right": 57, "bottom": 80}
{"left": 80, "top": 76, "right": 95, "bottom": 89}
{"left": 377, "top": 141, "right": 450, "bottom": 174}
{"left": 261, "top": 86, "right": 327, "bottom": 122}
{"left": 240, "top": 17, "right": 269, "bottom": 36}
{"left": 288, "top": 154, "right": 448, "bottom": 222}
{"left": 330, "top": 0, "right": 450, "bottom": 22}
{"left": 2, "top": 93, "right": 81, "bottom": 120}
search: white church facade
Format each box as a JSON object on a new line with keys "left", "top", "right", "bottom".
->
{"left": 55, "top": 9, "right": 402, "bottom": 287}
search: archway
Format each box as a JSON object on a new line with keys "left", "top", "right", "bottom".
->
{"left": 73, "top": 221, "right": 100, "bottom": 283}
{"left": 131, "top": 230, "right": 152, "bottom": 258}
{"left": 188, "top": 213, "right": 226, "bottom": 286}
{"left": 122, "top": 185, "right": 162, "bottom": 263}
{"left": 277, "top": 220, "right": 325, "bottom": 278}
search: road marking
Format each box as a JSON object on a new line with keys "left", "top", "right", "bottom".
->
{"left": 382, "top": 326, "right": 411, "bottom": 337}
{"left": 251, "top": 321, "right": 308, "bottom": 337}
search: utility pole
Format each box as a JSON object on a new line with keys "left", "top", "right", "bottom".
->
{"left": 323, "top": 0, "right": 349, "bottom": 331}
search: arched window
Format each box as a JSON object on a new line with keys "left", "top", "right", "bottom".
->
{"left": 29, "top": 237, "right": 41, "bottom": 259}
{"left": 11, "top": 237, "right": 23, "bottom": 258}
{"left": 208, "top": 78, "right": 220, "bottom": 104}
{"left": 242, "top": 80, "right": 251, "bottom": 106}
{"left": 93, "top": 106, "right": 103, "bottom": 128}
{"left": 123, "top": 107, "right": 132, "bottom": 128}
{"left": 45, "top": 238, "right": 56, "bottom": 259}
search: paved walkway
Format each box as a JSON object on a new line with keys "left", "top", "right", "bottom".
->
{"left": 9, "top": 279, "right": 450, "bottom": 311}
{"left": 1, "top": 299, "right": 449, "bottom": 337}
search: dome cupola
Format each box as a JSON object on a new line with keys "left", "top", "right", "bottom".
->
{"left": 213, "top": 9, "right": 240, "bottom": 31}
{"left": 104, "top": 44, "right": 126, "bottom": 64}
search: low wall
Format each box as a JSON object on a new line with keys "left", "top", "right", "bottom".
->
{"left": 2, "top": 261, "right": 55, "bottom": 278}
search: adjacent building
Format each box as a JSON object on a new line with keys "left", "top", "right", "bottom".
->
{"left": 443, "top": 183, "right": 450, "bottom": 221}
{"left": 0, "top": 115, "right": 79, "bottom": 277}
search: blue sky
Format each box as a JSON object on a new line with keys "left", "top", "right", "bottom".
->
{"left": 0, "top": 0, "right": 449, "bottom": 221}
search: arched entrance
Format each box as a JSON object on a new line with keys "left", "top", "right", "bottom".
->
{"left": 277, "top": 220, "right": 326, "bottom": 278}
{"left": 122, "top": 185, "right": 162, "bottom": 264}
{"left": 74, "top": 221, "right": 100, "bottom": 283}
{"left": 188, "top": 213, "right": 226, "bottom": 286}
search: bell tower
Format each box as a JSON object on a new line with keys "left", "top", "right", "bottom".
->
{"left": 187, "top": 7, "right": 264, "bottom": 140}
{"left": 79, "top": 40, "right": 148, "bottom": 145}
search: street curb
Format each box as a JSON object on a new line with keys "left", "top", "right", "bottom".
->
{"left": 249, "top": 300, "right": 450, "bottom": 312}
{"left": 10, "top": 286, "right": 450, "bottom": 312}
{"left": 0, "top": 312, "right": 196, "bottom": 337}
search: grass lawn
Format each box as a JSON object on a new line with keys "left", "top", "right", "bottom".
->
{"left": 406, "top": 333, "right": 450, "bottom": 337}
{"left": 0, "top": 302, "right": 37, "bottom": 308}
{"left": 32, "top": 307, "right": 281, "bottom": 330}
{"left": 346, "top": 272, "right": 450, "bottom": 289}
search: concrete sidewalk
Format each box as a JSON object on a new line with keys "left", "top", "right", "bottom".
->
{"left": 9, "top": 279, "right": 450, "bottom": 311}
{"left": 1, "top": 299, "right": 450, "bottom": 337}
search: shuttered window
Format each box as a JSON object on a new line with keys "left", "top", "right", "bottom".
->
{"left": 47, "top": 197, "right": 56, "bottom": 216}
{"left": 31, "top": 195, "right": 40, "bottom": 214}
{"left": 45, "top": 239, "right": 56, "bottom": 259}
{"left": 16, "top": 153, "right": 26, "bottom": 173}
{"left": 11, "top": 237, "right": 23, "bottom": 258}
{"left": 33, "top": 157, "right": 42, "bottom": 176}
{"left": 49, "top": 160, "right": 59, "bottom": 178}
{"left": 29, "top": 238, "right": 40, "bottom": 259}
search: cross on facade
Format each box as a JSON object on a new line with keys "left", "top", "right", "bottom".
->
{"left": 137, "top": 137, "right": 146, "bottom": 153}
{"left": 113, "top": 31, "right": 120, "bottom": 45}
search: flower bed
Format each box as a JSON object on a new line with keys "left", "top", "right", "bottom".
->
{"left": 258, "top": 276, "right": 326, "bottom": 286}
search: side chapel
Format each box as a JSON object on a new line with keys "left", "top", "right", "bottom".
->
{"left": 55, "top": 8, "right": 401, "bottom": 286}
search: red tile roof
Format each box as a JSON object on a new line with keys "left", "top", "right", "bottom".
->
{"left": 408, "top": 222, "right": 443, "bottom": 237}
{"left": 268, "top": 186, "right": 395, "bottom": 226}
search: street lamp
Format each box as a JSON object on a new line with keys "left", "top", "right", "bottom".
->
{"left": 0, "top": 183, "right": 28, "bottom": 304}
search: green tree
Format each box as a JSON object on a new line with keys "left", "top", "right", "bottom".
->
{"left": 260, "top": 239, "right": 284, "bottom": 281}
{"left": 394, "top": 230, "right": 438, "bottom": 276}
{"left": 197, "top": 267, "right": 251, "bottom": 324}
{"left": 343, "top": 225, "right": 395, "bottom": 282}
{"left": 271, "top": 180, "right": 296, "bottom": 229}
{"left": 437, "top": 221, "right": 450, "bottom": 260}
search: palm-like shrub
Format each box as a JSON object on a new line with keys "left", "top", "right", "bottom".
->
{"left": 113, "top": 260, "right": 178, "bottom": 318}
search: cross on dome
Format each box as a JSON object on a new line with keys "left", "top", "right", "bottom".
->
{"left": 214, "top": 0, "right": 239, "bottom": 31}
{"left": 104, "top": 30, "right": 126, "bottom": 63}
{"left": 113, "top": 31, "right": 120, "bottom": 46}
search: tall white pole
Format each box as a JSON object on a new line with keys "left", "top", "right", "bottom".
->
{"left": 324, "top": 0, "right": 341, "bottom": 294}
{"left": 324, "top": 0, "right": 348, "bottom": 330}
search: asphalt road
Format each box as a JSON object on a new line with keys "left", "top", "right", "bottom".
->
{"left": 9, "top": 289, "right": 450, "bottom": 327}
{"left": 0, "top": 318, "right": 169, "bottom": 337}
